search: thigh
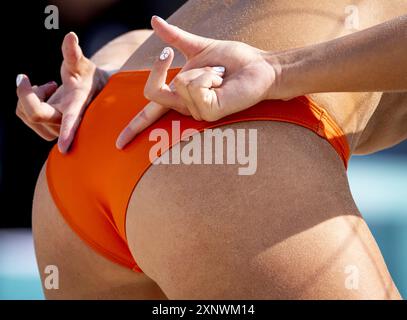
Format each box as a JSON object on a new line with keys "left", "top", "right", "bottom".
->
{"left": 32, "top": 163, "right": 167, "bottom": 299}
{"left": 125, "top": 121, "right": 401, "bottom": 299}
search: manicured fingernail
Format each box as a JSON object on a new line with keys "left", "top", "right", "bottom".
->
{"left": 70, "top": 31, "right": 79, "bottom": 44}
{"left": 160, "top": 47, "right": 171, "bottom": 61}
{"left": 212, "top": 66, "right": 225, "bottom": 74}
{"left": 16, "top": 74, "right": 25, "bottom": 87}
{"left": 153, "top": 15, "right": 168, "bottom": 24}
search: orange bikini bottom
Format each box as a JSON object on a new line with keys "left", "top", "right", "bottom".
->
{"left": 46, "top": 68, "right": 350, "bottom": 272}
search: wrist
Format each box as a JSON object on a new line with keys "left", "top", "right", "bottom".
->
{"left": 263, "top": 47, "right": 318, "bottom": 100}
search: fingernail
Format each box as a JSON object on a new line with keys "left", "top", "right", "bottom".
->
{"left": 58, "top": 138, "right": 68, "bottom": 154}
{"left": 212, "top": 66, "right": 225, "bottom": 74}
{"left": 16, "top": 74, "right": 25, "bottom": 87}
{"left": 70, "top": 32, "right": 79, "bottom": 44}
{"left": 159, "top": 47, "right": 171, "bottom": 61}
{"left": 153, "top": 15, "right": 168, "bottom": 24}
{"left": 47, "top": 81, "right": 57, "bottom": 86}
{"left": 116, "top": 139, "right": 124, "bottom": 150}
{"left": 58, "top": 144, "right": 66, "bottom": 154}
{"left": 215, "top": 75, "right": 224, "bottom": 84}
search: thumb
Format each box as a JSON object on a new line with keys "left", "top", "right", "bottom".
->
{"left": 151, "top": 15, "right": 212, "bottom": 59}
{"left": 61, "top": 32, "right": 87, "bottom": 74}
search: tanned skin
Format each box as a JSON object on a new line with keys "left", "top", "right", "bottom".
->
{"left": 33, "top": 0, "right": 405, "bottom": 299}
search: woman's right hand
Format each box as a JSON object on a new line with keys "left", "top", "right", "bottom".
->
{"left": 16, "top": 32, "right": 108, "bottom": 153}
{"left": 116, "top": 16, "right": 285, "bottom": 149}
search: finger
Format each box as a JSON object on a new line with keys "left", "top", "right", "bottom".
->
{"left": 45, "top": 123, "right": 61, "bottom": 136}
{"left": 31, "top": 124, "right": 58, "bottom": 141}
{"left": 173, "top": 67, "right": 225, "bottom": 120}
{"left": 151, "top": 15, "right": 212, "bottom": 59}
{"left": 16, "top": 81, "right": 58, "bottom": 128}
{"left": 62, "top": 32, "right": 87, "bottom": 74}
{"left": 58, "top": 110, "right": 82, "bottom": 153}
{"left": 16, "top": 74, "right": 62, "bottom": 123}
{"left": 187, "top": 72, "right": 224, "bottom": 121}
{"left": 16, "top": 107, "right": 57, "bottom": 141}
{"left": 34, "top": 81, "right": 58, "bottom": 101}
{"left": 143, "top": 47, "right": 193, "bottom": 115}
{"left": 20, "top": 105, "right": 61, "bottom": 137}
{"left": 173, "top": 70, "right": 202, "bottom": 120}
{"left": 116, "top": 102, "right": 169, "bottom": 149}
{"left": 144, "top": 46, "right": 179, "bottom": 107}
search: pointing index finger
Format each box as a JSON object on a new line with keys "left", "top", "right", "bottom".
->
{"left": 116, "top": 102, "right": 169, "bottom": 149}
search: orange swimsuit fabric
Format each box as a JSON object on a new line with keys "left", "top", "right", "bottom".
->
{"left": 46, "top": 68, "right": 350, "bottom": 272}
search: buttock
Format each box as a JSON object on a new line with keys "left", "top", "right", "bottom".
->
{"left": 46, "top": 68, "right": 350, "bottom": 272}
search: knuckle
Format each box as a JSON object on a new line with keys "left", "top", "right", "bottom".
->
{"left": 174, "top": 105, "right": 188, "bottom": 116}
{"left": 28, "top": 110, "right": 45, "bottom": 122}
{"left": 191, "top": 113, "right": 202, "bottom": 121}
{"left": 181, "top": 108, "right": 191, "bottom": 116}
{"left": 143, "top": 87, "right": 153, "bottom": 100}
{"left": 187, "top": 80, "right": 200, "bottom": 91}
{"left": 173, "top": 76, "right": 186, "bottom": 88}
{"left": 15, "top": 106, "right": 22, "bottom": 117}
{"left": 63, "top": 112, "right": 77, "bottom": 124}
{"left": 194, "top": 96, "right": 210, "bottom": 111}
{"left": 137, "top": 109, "right": 149, "bottom": 122}
{"left": 44, "top": 135, "right": 57, "bottom": 142}
{"left": 60, "top": 115, "right": 74, "bottom": 131}
{"left": 201, "top": 111, "right": 218, "bottom": 122}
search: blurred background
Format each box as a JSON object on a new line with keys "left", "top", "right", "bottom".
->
{"left": 0, "top": 0, "right": 406, "bottom": 299}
